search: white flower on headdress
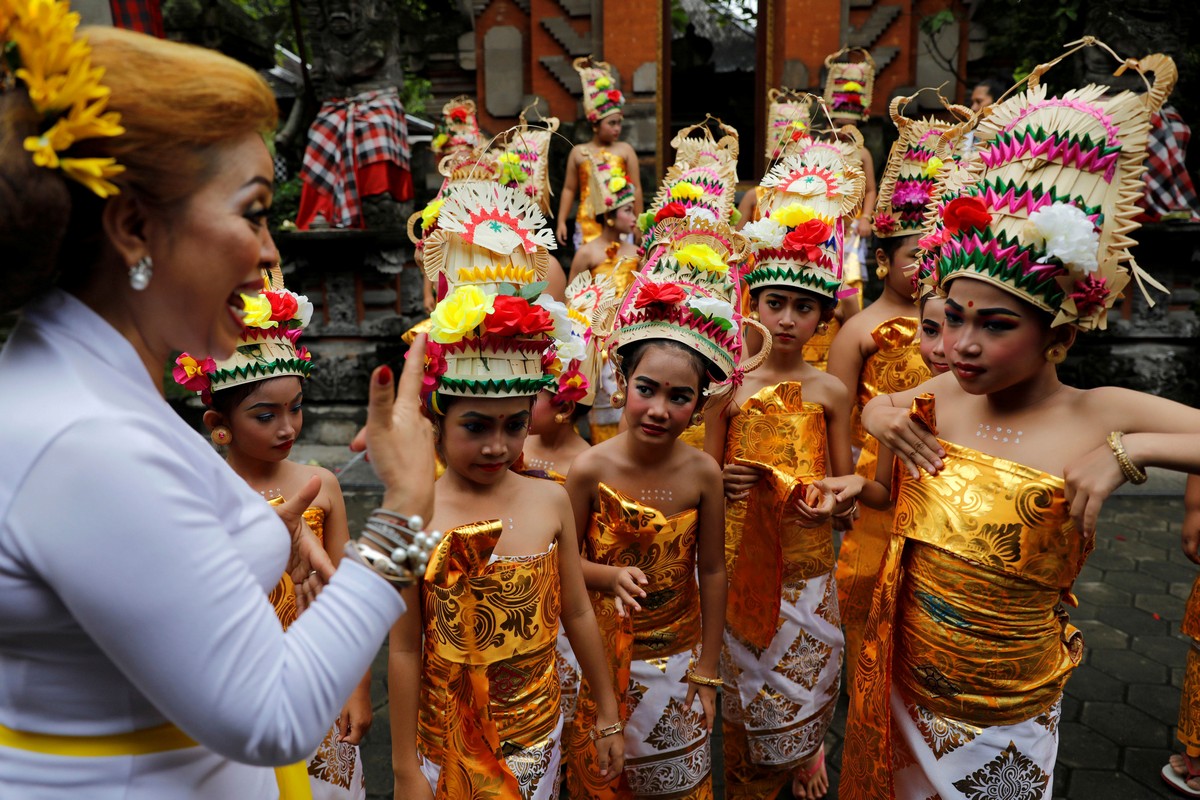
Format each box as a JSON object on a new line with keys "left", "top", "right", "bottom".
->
{"left": 685, "top": 205, "right": 718, "bottom": 224}
{"left": 741, "top": 217, "right": 786, "bottom": 248}
{"left": 534, "top": 295, "right": 574, "bottom": 342}
{"left": 1022, "top": 203, "right": 1100, "bottom": 274}
{"left": 554, "top": 333, "right": 587, "bottom": 364}
{"left": 687, "top": 295, "right": 736, "bottom": 323}
{"left": 293, "top": 293, "right": 314, "bottom": 328}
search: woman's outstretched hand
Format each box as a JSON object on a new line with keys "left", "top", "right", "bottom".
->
{"left": 351, "top": 334, "right": 436, "bottom": 524}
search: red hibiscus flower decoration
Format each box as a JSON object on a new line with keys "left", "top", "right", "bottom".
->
{"left": 919, "top": 230, "right": 949, "bottom": 252}
{"left": 1069, "top": 275, "right": 1110, "bottom": 314}
{"left": 556, "top": 368, "right": 589, "bottom": 404}
{"left": 485, "top": 295, "right": 554, "bottom": 337}
{"left": 635, "top": 282, "right": 687, "bottom": 309}
{"left": 942, "top": 196, "right": 992, "bottom": 235}
{"left": 449, "top": 106, "right": 469, "bottom": 123}
{"left": 172, "top": 353, "right": 215, "bottom": 393}
{"left": 782, "top": 218, "right": 833, "bottom": 262}
{"left": 873, "top": 212, "right": 897, "bottom": 236}
{"left": 296, "top": 346, "right": 311, "bottom": 362}
{"left": 418, "top": 342, "right": 447, "bottom": 393}
{"left": 266, "top": 291, "right": 298, "bottom": 322}
{"left": 654, "top": 202, "right": 687, "bottom": 223}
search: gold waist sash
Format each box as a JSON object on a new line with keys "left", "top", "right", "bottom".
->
{"left": 419, "top": 521, "right": 561, "bottom": 795}
{"left": 841, "top": 394, "right": 1090, "bottom": 800}
{"left": 724, "top": 382, "right": 834, "bottom": 648}
{"left": 0, "top": 721, "right": 310, "bottom": 799}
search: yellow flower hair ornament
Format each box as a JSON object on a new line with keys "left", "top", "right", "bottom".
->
{"left": 674, "top": 243, "right": 729, "bottom": 274}
{"left": 5, "top": 0, "right": 126, "bottom": 197}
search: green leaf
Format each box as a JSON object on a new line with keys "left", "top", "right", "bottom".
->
{"left": 519, "top": 281, "right": 549, "bottom": 299}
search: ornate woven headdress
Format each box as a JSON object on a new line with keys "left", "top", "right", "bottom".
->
{"left": 407, "top": 146, "right": 500, "bottom": 254}
{"left": 420, "top": 182, "right": 561, "bottom": 401}
{"left": 823, "top": 47, "right": 876, "bottom": 123}
{"left": 585, "top": 151, "right": 635, "bottom": 217}
{"left": 872, "top": 92, "right": 973, "bottom": 238}
{"left": 765, "top": 88, "right": 815, "bottom": 161}
{"left": 431, "top": 96, "right": 481, "bottom": 159}
{"left": 493, "top": 114, "right": 560, "bottom": 215}
{"left": 640, "top": 118, "right": 740, "bottom": 243}
{"left": 1, "top": 0, "right": 125, "bottom": 197}
{"left": 926, "top": 39, "right": 1175, "bottom": 331}
{"left": 575, "top": 56, "right": 624, "bottom": 124}
{"left": 536, "top": 272, "right": 620, "bottom": 407}
{"left": 173, "top": 266, "right": 314, "bottom": 399}
{"left": 613, "top": 218, "right": 755, "bottom": 388}
{"left": 741, "top": 133, "right": 867, "bottom": 300}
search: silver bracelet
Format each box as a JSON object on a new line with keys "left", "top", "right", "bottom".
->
{"left": 351, "top": 508, "right": 442, "bottom": 588}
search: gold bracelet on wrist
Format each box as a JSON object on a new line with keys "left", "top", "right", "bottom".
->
{"left": 1107, "top": 431, "right": 1148, "bottom": 485}
{"left": 591, "top": 720, "right": 624, "bottom": 741}
{"left": 686, "top": 670, "right": 723, "bottom": 688}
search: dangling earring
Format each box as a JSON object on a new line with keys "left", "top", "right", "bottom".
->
{"left": 875, "top": 262, "right": 889, "bottom": 280}
{"left": 128, "top": 256, "right": 153, "bottom": 291}
{"left": 554, "top": 412, "right": 570, "bottom": 424}
{"left": 1044, "top": 343, "right": 1068, "bottom": 365}
{"left": 749, "top": 310, "right": 760, "bottom": 321}
{"left": 816, "top": 321, "right": 830, "bottom": 335}
{"left": 210, "top": 426, "right": 232, "bottom": 446}
{"left": 690, "top": 412, "right": 704, "bottom": 427}
{"left": 610, "top": 390, "right": 626, "bottom": 409}
{"left": 606, "top": 217, "right": 615, "bottom": 227}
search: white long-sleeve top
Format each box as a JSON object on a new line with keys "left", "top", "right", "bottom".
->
{"left": 0, "top": 291, "right": 405, "bottom": 799}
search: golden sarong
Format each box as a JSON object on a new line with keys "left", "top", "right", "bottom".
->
{"left": 269, "top": 507, "right": 326, "bottom": 630}
{"left": 836, "top": 316, "right": 930, "bottom": 684}
{"left": 840, "top": 396, "right": 1091, "bottom": 800}
{"left": 577, "top": 150, "right": 628, "bottom": 244}
{"left": 1180, "top": 577, "right": 1200, "bottom": 754}
{"left": 567, "top": 484, "right": 711, "bottom": 799}
{"left": 418, "top": 521, "right": 562, "bottom": 799}
{"left": 801, "top": 316, "right": 841, "bottom": 373}
{"left": 720, "top": 383, "right": 843, "bottom": 798}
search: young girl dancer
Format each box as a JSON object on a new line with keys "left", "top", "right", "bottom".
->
{"left": 827, "top": 98, "right": 967, "bottom": 680}
{"left": 175, "top": 273, "right": 372, "bottom": 798}
{"left": 564, "top": 218, "right": 744, "bottom": 799}
{"left": 557, "top": 57, "right": 641, "bottom": 248}
{"left": 837, "top": 45, "right": 1199, "bottom": 798}
{"left": 704, "top": 138, "right": 865, "bottom": 799}
{"left": 388, "top": 182, "right": 623, "bottom": 800}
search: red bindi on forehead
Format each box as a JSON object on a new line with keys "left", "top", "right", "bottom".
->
{"left": 967, "top": 301, "right": 974, "bottom": 308}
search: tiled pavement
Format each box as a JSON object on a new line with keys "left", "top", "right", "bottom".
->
{"left": 352, "top": 480, "right": 1193, "bottom": 799}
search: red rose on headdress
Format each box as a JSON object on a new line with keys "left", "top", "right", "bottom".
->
{"left": 782, "top": 218, "right": 833, "bottom": 262}
{"left": 485, "top": 295, "right": 555, "bottom": 337}
{"left": 449, "top": 106, "right": 469, "bottom": 123}
{"left": 267, "top": 291, "right": 298, "bottom": 322}
{"left": 606, "top": 90, "right": 622, "bottom": 104}
{"left": 654, "top": 202, "right": 687, "bottom": 223}
{"left": 634, "top": 282, "right": 687, "bottom": 309}
{"left": 942, "top": 196, "right": 992, "bottom": 235}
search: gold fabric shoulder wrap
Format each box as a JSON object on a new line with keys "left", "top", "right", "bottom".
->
{"left": 593, "top": 242, "right": 639, "bottom": 299}
{"left": 418, "top": 521, "right": 561, "bottom": 794}
{"left": 586, "top": 483, "right": 702, "bottom": 659}
{"left": 270, "top": 506, "right": 326, "bottom": 630}
{"left": 841, "top": 395, "right": 1092, "bottom": 799}
{"left": 852, "top": 315, "right": 929, "bottom": 466}
{"left": 724, "top": 382, "right": 835, "bottom": 648}
{"left": 802, "top": 316, "right": 841, "bottom": 372}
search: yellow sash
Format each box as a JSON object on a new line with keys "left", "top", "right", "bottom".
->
{"left": 0, "top": 721, "right": 311, "bottom": 799}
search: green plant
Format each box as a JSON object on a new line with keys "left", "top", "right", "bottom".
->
{"left": 401, "top": 74, "right": 432, "bottom": 118}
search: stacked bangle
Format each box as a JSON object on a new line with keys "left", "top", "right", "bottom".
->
{"left": 1106, "top": 431, "right": 1148, "bottom": 485}
{"left": 686, "top": 670, "right": 723, "bottom": 689}
{"left": 350, "top": 508, "right": 442, "bottom": 588}
{"left": 591, "top": 720, "right": 624, "bottom": 741}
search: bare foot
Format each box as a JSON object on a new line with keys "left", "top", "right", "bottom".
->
{"left": 791, "top": 745, "right": 828, "bottom": 799}
{"left": 1170, "top": 753, "right": 1200, "bottom": 793}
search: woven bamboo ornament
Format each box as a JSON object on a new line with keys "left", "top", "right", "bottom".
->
{"left": 420, "top": 182, "right": 561, "bottom": 401}
{"left": 872, "top": 91, "right": 973, "bottom": 239}
{"left": 173, "top": 266, "right": 314, "bottom": 397}
{"left": 431, "top": 96, "right": 482, "bottom": 159}
{"left": 575, "top": 56, "right": 624, "bottom": 123}
{"left": 614, "top": 217, "right": 765, "bottom": 389}
{"left": 493, "top": 114, "right": 560, "bottom": 216}
{"left": 544, "top": 271, "right": 620, "bottom": 406}
{"left": 585, "top": 150, "right": 636, "bottom": 217}
{"left": 641, "top": 117, "right": 740, "bottom": 244}
{"left": 823, "top": 47, "right": 876, "bottom": 123}
{"left": 406, "top": 146, "right": 500, "bottom": 248}
{"left": 929, "top": 39, "right": 1175, "bottom": 331}
{"left": 765, "top": 88, "right": 816, "bottom": 161}
{"left": 742, "top": 133, "right": 867, "bottom": 300}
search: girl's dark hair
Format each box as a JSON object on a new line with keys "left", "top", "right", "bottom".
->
{"left": 750, "top": 284, "right": 837, "bottom": 313}
{"left": 208, "top": 376, "right": 303, "bottom": 418}
{"left": 875, "top": 232, "right": 921, "bottom": 263}
{"left": 616, "top": 339, "right": 713, "bottom": 399}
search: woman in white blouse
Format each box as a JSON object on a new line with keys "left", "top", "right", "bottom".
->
{"left": 0, "top": 19, "right": 433, "bottom": 799}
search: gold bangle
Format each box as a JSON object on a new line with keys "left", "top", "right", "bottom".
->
{"left": 686, "top": 670, "right": 723, "bottom": 688}
{"left": 591, "top": 721, "right": 624, "bottom": 741}
{"left": 1107, "top": 431, "right": 1148, "bottom": 485}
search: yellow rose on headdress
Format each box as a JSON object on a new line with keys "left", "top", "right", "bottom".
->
{"left": 675, "top": 244, "right": 728, "bottom": 274}
{"left": 240, "top": 293, "right": 276, "bottom": 328}
{"left": 772, "top": 203, "right": 819, "bottom": 228}
{"left": 430, "top": 285, "right": 495, "bottom": 343}
{"left": 498, "top": 151, "right": 520, "bottom": 165}
{"left": 431, "top": 133, "right": 448, "bottom": 151}
{"left": 842, "top": 81, "right": 865, "bottom": 92}
{"left": 922, "top": 156, "right": 944, "bottom": 179}
{"left": 609, "top": 176, "right": 627, "bottom": 192}
{"left": 421, "top": 199, "right": 444, "bottom": 228}
{"left": 670, "top": 181, "right": 703, "bottom": 201}
{"left": 595, "top": 75, "right": 612, "bottom": 90}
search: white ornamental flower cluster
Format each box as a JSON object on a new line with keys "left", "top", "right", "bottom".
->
{"left": 534, "top": 295, "right": 586, "bottom": 363}
{"left": 740, "top": 217, "right": 786, "bottom": 249}
{"left": 1024, "top": 203, "right": 1100, "bottom": 275}
{"left": 687, "top": 295, "right": 736, "bottom": 323}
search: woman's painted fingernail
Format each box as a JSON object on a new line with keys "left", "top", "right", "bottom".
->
{"left": 377, "top": 365, "right": 393, "bottom": 385}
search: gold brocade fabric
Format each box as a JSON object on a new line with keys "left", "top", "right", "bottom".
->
{"left": 589, "top": 422, "right": 619, "bottom": 444}
{"left": 724, "top": 382, "right": 834, "bottom": 648}
{"left": 801, "top": 316, "right": 841, "bottom": 373}
{"left": 593, "top": 242, "right": 639, "bottom": 300}
{"left": 577, "top": 149, "right": 627, "bottom": 244}
{"left": 678, "top": 422, "right": 707, "bottom": 452}
{"left": 1180, "top": 578, "right": 1200, "bottom": 752}
{"left": 841, "top": 396, "right": 1091, "bottom": 800}
{"left": 269, "top": 506, "right": 325, "bottom": 630}
{"left": 837, "top": 315, "right": 929, "bottom": 683}
{"left": 566, "top": 485, "right": 703, "bottom": 800}
{"left": 418, "top": 521, "right": 561, "bottom": 798}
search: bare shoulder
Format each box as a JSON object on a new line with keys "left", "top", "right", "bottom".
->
{"left": 515, "top": 471, "right": 570, "bottom": 504}
{"left": 679, "top": 443, "right": 722, "bottom": 483}
{"left": 804, "top": 368, "right": 851, "bottom": 406}
{"left": 613, "top": 141, "right": 638, "bottom": 160}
